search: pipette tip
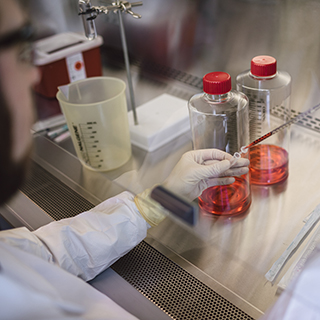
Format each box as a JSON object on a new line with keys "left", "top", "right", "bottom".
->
{"left": 233, "top": 146, "right": 249, "bottom": 158}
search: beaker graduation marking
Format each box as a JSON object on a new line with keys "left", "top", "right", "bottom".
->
{"left": 79, "top": 121, "right": 104, "bottom": 168}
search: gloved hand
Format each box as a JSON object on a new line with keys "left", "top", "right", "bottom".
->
{"left": 162, "top": 149, "right": 249, "bottom": 202}
{"left": 134, "top": 149, "right": 249, "bottom": 226}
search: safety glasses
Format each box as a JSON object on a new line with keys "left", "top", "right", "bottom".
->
{"left": 0, "top": 23, "right": 35, "bottom": 64}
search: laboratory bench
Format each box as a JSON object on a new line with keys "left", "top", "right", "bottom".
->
{"left": 2, "top": 64, "right": 320, "bottom": 320}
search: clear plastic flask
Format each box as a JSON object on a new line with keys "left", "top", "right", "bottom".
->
{"left": 188, "top": 72, "right": 251, "bottom": 216}
{"left": 236, "top": 55, "right": 291, "bottom": 185}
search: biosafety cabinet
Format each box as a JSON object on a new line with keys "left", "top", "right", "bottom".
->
{"left": 2, "top": 0, "right": 320, "bottom": 319}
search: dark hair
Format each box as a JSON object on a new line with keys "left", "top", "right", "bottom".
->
{"left": 0, "top": 0, "right": 31, "bottom": 205}
{"left": 0, "top": 87, "right": 14, "bottom": 204}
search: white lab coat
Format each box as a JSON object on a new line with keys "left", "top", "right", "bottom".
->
{"left": 0, "top": 191, "right": 150, "bottom": 320}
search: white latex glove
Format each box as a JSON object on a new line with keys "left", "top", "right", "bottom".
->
{"left": 134, "top": 149, "right": 249, "bottom": 226}
{"left": 162, "top": 149, "right": 249, "bottom": 201}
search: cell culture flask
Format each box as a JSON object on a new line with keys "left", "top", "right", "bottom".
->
{"left": 236, "top": 56, "right": 291, "bottom": 185}
{"left": 188, "top": 72, "right": 251, "bottom": 216}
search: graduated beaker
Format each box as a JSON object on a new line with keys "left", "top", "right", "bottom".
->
{"left": 188, "top": 72, "right": 251, "bottom": 217}
{"left": 57, "top": 77, "right": 132, "bottom": 171}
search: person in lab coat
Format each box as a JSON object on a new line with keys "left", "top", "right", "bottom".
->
{"left": 0, "top": 0, "right": 251, "bottom": 319}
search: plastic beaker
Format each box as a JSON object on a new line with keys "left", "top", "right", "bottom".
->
{"left": 188, "top": 72, "right": 251, "bottom": 217}
{"left": 56, "top": 77, "right": 132, "bottom": 171}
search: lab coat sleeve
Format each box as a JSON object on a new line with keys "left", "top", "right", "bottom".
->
{"left": 0, "top": 191, "right": 150, "bottom": 281}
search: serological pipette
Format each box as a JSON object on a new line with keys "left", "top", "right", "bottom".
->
{"left": 233, "top": 102, "right": 320, "bottom": 158}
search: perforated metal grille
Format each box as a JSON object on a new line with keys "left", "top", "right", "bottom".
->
{"left": 103, "top": 46, "right": 320, "bottom": 135}
{"left": 20, "top": 160, "right": 254, "bottom": 319}
{"left": 274, "top": 105, "right": 320, "bottom": 133}
{"left": 101, "top": 46, "right": 204, "bottom": 89}
{"left": 20, "top": 161, "right": 94, "bottom": 220}
{"left": 111, "top": 241, "right": 254, "bottom": 320}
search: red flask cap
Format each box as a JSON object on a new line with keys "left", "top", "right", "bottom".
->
{"left": 251, "top": 55, "right": 277, "bottom": 77}
{"left": 203, "top": 72, "right": 231, "bottom": 95}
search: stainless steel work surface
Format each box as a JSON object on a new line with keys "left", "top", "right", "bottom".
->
{"left": 29, "top": 88, "right": 320, "bottom": 320}
{"left": 14, "top": 149, "right": 258, "bottom": 319}
{"left": 149, "top": 124, "right": 320, "bottom": 313}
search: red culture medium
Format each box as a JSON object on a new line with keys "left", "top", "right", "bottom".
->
{"left": 249, "top": 144, "right": 288, "bottom": 185}
{"left": 199, "top": 176, "right": 251, "bottom": 216}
